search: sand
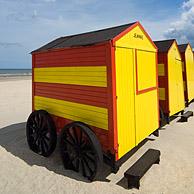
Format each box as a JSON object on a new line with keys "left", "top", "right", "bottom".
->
{"left": 0, "top": 77, "right": 194, "bottom": 194}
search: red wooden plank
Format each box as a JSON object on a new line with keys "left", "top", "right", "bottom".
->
{"left": 36, "top": 56, "right": 106, "bottom": 64}
{"left": 35, "top": 52, "right": 106, "bottom": 61}
{"left": 35, "top": 61, "right": 106, "bottom": 67}
{"left": 35, "top": 82, "right": 107, "bottom": 94}
{"left": 34, "top": 82, "right": 108, "bottom": 108}
{"left": 35, "top": 44, "right": 108, "bottom": 68}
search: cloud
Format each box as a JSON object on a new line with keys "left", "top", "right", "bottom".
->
{"left": 164, "top": 0, "right": 194, "bottom": 46}
{"left": 0, "top": 42, "right": 23, "bottom": 48}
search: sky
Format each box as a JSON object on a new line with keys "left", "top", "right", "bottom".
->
{"left": 0, "top": 0, "right": 193, "bottom": 69}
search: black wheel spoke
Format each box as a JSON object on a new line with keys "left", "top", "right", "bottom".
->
{"left": 42, "top": 129, "right": 49, "bottom": 135}
{"left": 63, "top": 138, "right": 74, "bottom": 147}
{"left": 81, "top": 159, "right": 86, "bottom": 177}
{"left": 79, "top": 129, "right": 83, "bottom": 145}
{"left": 32, "top": 135, "right": 39, "bottom": 146}
{"left": 43, "top": 133, "right": 50, "bottom": 141}
{"left": 30, "top": 132, "right": 37, "bottom": 139}
{"left": 82, "top": 156, "right": 93, "bottom": 177}
{"left": 29, "top": 125, "right": 37, "bottom": 132}
{"left": 42, "top": 137, "right": 49, "bottom": 151}
{"left": 37, "top": 138, "right": 41, "bottom": 152}
{"left": 40, "top": 117, "right": 47, "bottom": 130}
{"left": 67, "top": 130, "right": 76, "bottom": 144}
{"left": 82, "top": 149, "right": 95, "bottom": 156}
{"left": 83, "top": 152, "right": 96, "bottom": 164}
{"left": 72, "top": 127, "right": 79, "bottom": 144}
{"left": 40, "top": 138, "right": 45, "bottom": 154}
{"left": 82, "top": 144, "right": 95, "bottom": 155}
{"left": 80, "top": 140, "right": 87, "bottom": 148}
{"left": 31, "top": 117, "right": 38, "bottom": 129}
{"left": 34, "top": 115, "right": 40, "bottom": 128}
{"left": 38, "top": 113, "right": 43, "bottom": 128}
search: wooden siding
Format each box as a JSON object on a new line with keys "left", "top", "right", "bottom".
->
{"left": 34, "top": 96, "right": 108, "bottom": 130}
{"left": 33, "top": 43, "right": 112, "bottom": 155}
{"left": 34, "top": 66, "right": 107, "bottom": 87}
{"left": 34, "top": 82, "right": 108, "bottom": 108}
{"left": 34, "top": 44, "right": 107, "bottom": 67}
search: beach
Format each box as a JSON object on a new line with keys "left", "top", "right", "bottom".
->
{"left": 0, "top": 76, "right": 194, "bottom": 194}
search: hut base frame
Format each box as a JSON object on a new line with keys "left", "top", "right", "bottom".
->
{"left": 103, "top": 128, "right": 160, "bottom": 174}
{"left": 186, "top": 99, "right": 194, "bottom": 107}
{"left": 159, "top": 109, "right": 194, "bottom": 126}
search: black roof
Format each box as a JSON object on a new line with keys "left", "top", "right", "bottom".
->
{"left": 154, "top": 39, "right": 175, "bottom": 52}
{"left": 178, "top": 44, "right": 188, "bottom": 53}
{"left": 32, "top": 22, "right": 137, "bottom": 53}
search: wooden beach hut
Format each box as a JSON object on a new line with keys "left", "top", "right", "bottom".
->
{"left": 154, "top": 39, "right": 185, "bottom": 120}
{"left": 27, "top": 21, "right": 159, "bottom": 180}
{"left": 178, "top": 43, "right": 194, "bottom": 105}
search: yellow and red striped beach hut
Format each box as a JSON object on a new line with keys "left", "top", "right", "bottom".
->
{"left": 27, "top": 21, "right": 159, "bottom": 180}
{"left": 154, "top": 39, "right": 185, "bottom": 120}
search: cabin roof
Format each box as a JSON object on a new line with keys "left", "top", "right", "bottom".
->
{"left": 154, "top": 39, "right": 175, "bottom": 52}
{"left": 178, "top": 44, "right": 188, "bottom": 53}
{"left": 32, "top": 22, "right": 137, "bottom": 53}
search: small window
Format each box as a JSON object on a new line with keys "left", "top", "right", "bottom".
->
{"left": 136, "top": 50, "right": 157, "bottom": 93}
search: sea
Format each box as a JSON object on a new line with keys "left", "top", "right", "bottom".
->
{"left": 0, "top": 69, "right": 32, "bottom": 77}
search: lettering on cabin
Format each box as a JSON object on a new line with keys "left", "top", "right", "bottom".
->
{"left": 133, "top": 33, "right": 143, "bottom": 40}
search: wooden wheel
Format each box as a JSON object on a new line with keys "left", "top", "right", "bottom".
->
{"left": 26, "top": 110, "right": 57, "bottom": 157}
{"left": 60, "top": 121, "right": 103, "bottom": 181}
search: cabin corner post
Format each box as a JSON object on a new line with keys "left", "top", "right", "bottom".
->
{"left": 32, "top": 54, "right": 35, "bottom": 111}
{"left": 155, "top": 51, "right": 160, "bottom": 127}
{"left": 106, "top": 41, "right": 118, "bottom": 160}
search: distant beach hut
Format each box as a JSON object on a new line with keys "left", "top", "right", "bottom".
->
{"left": 154, "top": 39, "right": 185, "bottom": 120}
{"left": 178, "top": 43, "right": 194, "bottom": 105}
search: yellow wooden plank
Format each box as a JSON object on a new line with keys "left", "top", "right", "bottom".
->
{"left": 34, "top": 96, "right": 108, "bottom": 130}
{"left": 35, "top": 71, "right": 106, "bottom": 77}
{"left": 35, "top": 66, "right": 107, "bottom": 72}
{"left": 35, "top": 75, "right": 107, "bottom": 82}
{"left": 158, "top": 64, "right": 165, "bottom": 76}
{"left": 115, "top": 47, "right": 136, "bottom": 158}
{"left": 159, "top": 88, "right": 165, "bottom": 100}
{"left": 34, "top": 66, "right": 107, "bottom": 87}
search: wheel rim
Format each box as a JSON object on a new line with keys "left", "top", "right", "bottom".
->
{"left": 26, "top": 110, "right": 56, "bottom": 157}
{"left": 61, "top": 123, "right": 100, "bottom": 180}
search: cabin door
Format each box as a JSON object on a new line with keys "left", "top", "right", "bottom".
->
{"left": 115, "top": 47, "right": 136, "bottom": 159}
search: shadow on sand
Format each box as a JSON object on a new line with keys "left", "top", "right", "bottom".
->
{"left": 0, "top": 122, "right": 157, "bottom": 186}
{"left": 0, "top": 122, "right": 112, "bottom": 183}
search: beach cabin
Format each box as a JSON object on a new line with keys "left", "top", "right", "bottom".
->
{"left": 178, "top": 43, "right": 194, "bottom": 105}
{"left": 154, "top": 39, "right": 185, "bottom": 120}
{"left": 27, "top": 21, "right": 159, "bottom": 180}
